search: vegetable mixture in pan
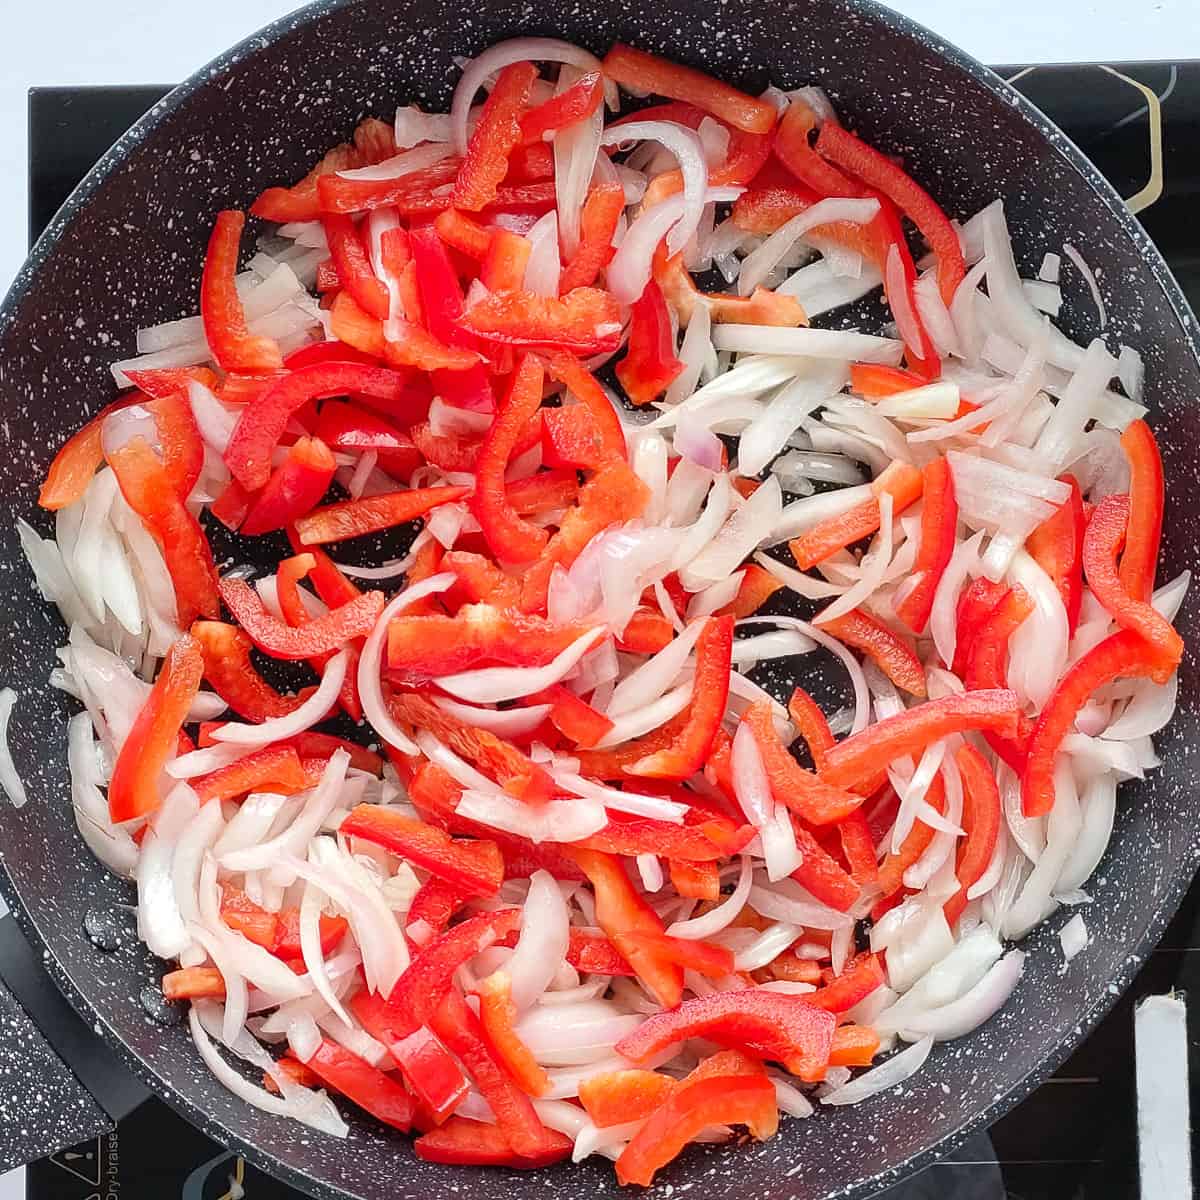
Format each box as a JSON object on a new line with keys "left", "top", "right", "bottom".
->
{"left": 13, "top": 36, "right": 1185, "bottom": 1187}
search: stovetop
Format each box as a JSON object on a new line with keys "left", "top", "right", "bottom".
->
{"left": 14, "top": 59, "right": 1200, "bottom": 1200}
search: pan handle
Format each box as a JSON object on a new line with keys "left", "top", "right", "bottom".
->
{"left": 0, "top": 913, "right": 150, "bottom": 1171}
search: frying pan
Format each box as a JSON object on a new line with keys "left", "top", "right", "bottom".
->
{"left": 0, "top": 1, "right": 1197, "bottom": 1196}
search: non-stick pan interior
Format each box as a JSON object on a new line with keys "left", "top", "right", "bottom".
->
{"left": 0, "top": 1, "right": 1198, "bottom": 1197}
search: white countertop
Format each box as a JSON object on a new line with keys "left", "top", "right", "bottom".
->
{"left": 0, "top": 0, "right": 1198, "bottom": 1195}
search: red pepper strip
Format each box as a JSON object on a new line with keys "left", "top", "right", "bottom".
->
{"left": 731, "top": 183, "right": 827, "bottom": 234}
{"left": 106, "top": 438, "right": 220, "bottom": 625}
{"left": 409, "top": 421, "right": 483, "bottom": 473}
{"left": 38, "top": 396, "right": 137, "bottom": 510}
{"left": 541, "top": 404, "right": 609, "bottom": 471}
{"left": 283, "top": 341, "right": 379, "bottom": 370}
{"left": 200, "top": 211, "right": 284, "bottom": 372}
{"left": 107, "top": 636, "right": 202, "bottom": 822}
{"left": 567, "top": 928, "right": 634, "bottom": 976}
{"left": 459, "top": 288, "right": 623, "bottom": 356}
{"left": 579, "top": 1069, "right": 677, "bottom": 1127}
{"left": 470, "top": 355, "right": 550, "bottom": 564}
{"left": 952, "top": 576, "right": 1009, "bottom": 676}
{"left": 284, "top": 531, "right": 363, "bottom": 609}
{"left": 876, "top": 773, "right": 947, "bottom": 896}
{"left": 1118, "top": 419, "right": 1165, "bottom": 602}
{"left": 479, "top": 229, "right": 533, "bottom": 293}
{"left": 391, "top": 694, "right": 555, "bottom": 803}
{"left": 820, "top": 690, "right": 1022, "bottom": 792}
{"left": 162, "top": 966, "right": 226, "bottom": 1001}
{"left": 717, "top": 563, "right": 784, "bottom": 619}
{"left": 475, "top": 970, "right": 550, "bottom": 1097}
{"left": 849, "top": 362, "right": 929, "bottom": 398}
{"left": 894, "top": 456, "right": 958, "bottom": 634}
{"left": 350, "top": 116, "right": 400, "bottom": 163}
{"left": 313, "top": 400, "right": 422, "bottom": 482}
{"left": 406, "top": 877, "right": 469, "bottom": 935}
{"left": 432, "top": 209, "right": 493, "bottom": 259}
{"left": 541, "top": 351, "right": 627, "bottom": 462}
{"left": 379, "top": 1023, "right": 471, "bottom": 1122}
{"left": 652, "top": 243, "right": 807, "bottom": 328}
{"left": 820, "top": 609, "right": 927, "bottom": 699}
{"left": 303, "top": 1040, "right": 413, "bottom": 1132}
{"left": 453, "top": 62, "right": 537, "bottom": 211}
{"left": 220, "top": 886, "right": 349, "bottom": 961}
{"left": 218, "top": 577, "right": 383, "bottom": 660}
{"left": 386, "top": 604, "right": 595, "bottom": 681}
{"left": 942, "top": 743, "right": 1002, "bottom": 928}
{"left": 617, "top": 987, "right": 836, "bottom": 1082}
{"left": 278, "top": 731, "right": 380, "bottom": 774}
{"left": 225, "top": 362, "right": 411, "bottom": 491}
{"left": 790, "top": 460, "right": 925, "bottom": 569}
{"left": 401, "top": 180, "right": 559, "bottom": 222}
{"left": 577, "top": 811, "right": 748, "bottom": 863}
{"left": 602, "top": 44, "right": 776, "bottom": 134}
{"left": 557, "top": 182, "right": 624, "bottom": 293}
{"left": 138, "top": 389, "right": 206, "bottom": 499}
{"left": 616, "top": 609, "right": 676, "bottom": 654}
{"left": 789, "top": 821, "right": 861, "bottom": 910}
{"left": 1023, "top": 629, "right": 1168, "bottom": 817}
{"left": 742, "top": 702, "right": 862, "bottom": 825}
{"left": 787, "top": 687, "right": 835, "bottom": 770}
{"left": 805, "top": 953, "right": 886, "bottom": 1013}
{"left": 616, "top": 279, "right": 685, "bottom": 406}
{"left": 505, "top": 465, "right": 582, "bottom": 515}
{"left": 191, "top": 745, "right": 308, "bottom": 804}
{"left": 1027, "top": 475, "right": 1086, "bottom": 636}
{"left": 191, "top": 621, "right": 307, "bottom": 721}
{"left": 519, "top": 460, "right": 650, "bottom": 612}
{"left": 293, "top": 484, "right": 471, "bottom": 545}
{"left": 1083, "top": 492, "right": 1182, "bottom": 678}
{"left": 317, "top": 155, "right": 462, "bottom": 214}
{"left": 322, "top": 213, "right": 390, "bottom": 319}
{"left": 815, "top": 121, "right": 965, "bottom": 305}
{"left": 773, "top": 101, "right": 864, "bottom": 198}
{"left": 669, "top": 858, "right": 720, "bottom": 900}
{"left": 839, "top": 809, "right": 879, "bottom": 887}
{"left": 415, "top": 1116, "right": 572, "bottom": 1168}
{"left": 620, "top": 930, "right": 735, "bottom": 979}
{"left": 442, "top": 551, "right": 521, "bottom": 609}
{"left": 250, "top": 142, "right": 362, "bottom": 222}
{"left": 240, "top": 437, "right": 336, "bottom": 536}
{"left": 620, "top": 615, "right": 732, "bottom": 780}
{"left": 824, "top": 1025, "right": 879, "bottom": 1069}
{"left": 340, "top": 804, "right": 503, "bottom": 898}
{"left": 519, "top": 71, "right": 604, "bottom": 143}
{"left": 430, "top": 988, "right": 558, "bottom": 1157}
{"left": 568, "top": 848, "right": 684, "bottom": 1007}
{"left": 520, "top": 683, "right": 610, "bottom": 748}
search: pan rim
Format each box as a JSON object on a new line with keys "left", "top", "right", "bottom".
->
{"left": 0, "top": 2, "right": 1197, "bottom": 1197}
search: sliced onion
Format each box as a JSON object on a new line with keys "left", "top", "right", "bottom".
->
{"left": 212, "top": 649, "right": 347, "bottom": 746}
{"left": 188, "top": 380, "right": 240, "bottom": 454}
{"left": 1152, "top": 570, "right": 1191, "bottom": 623}
{"left": 669, "top": 473, "right": 734, "bottom": 573}
{"left": 336, "top": 142, "right": 453, "bottom": 182}
{"left": 1103, "top": 673, "right": 1177, "bottom": 740}
{"left": 681, "top": 476, "right": 783, "bottom": 590}
{"left": 1062, "top": 243, "right": 1106, "bottom": 329}
{"left": 608, "top": 618, "right": 706, "bottom": 716}
{"left": 885, "top": 243, "right": 924, "bottom": 354}
{"left": 821, "top": 1035, "right": 934, "bottom": 1105}
{"left": 874, "top": 897, "right": 954, "bottom": 993}
{"left": 505, "top": 871, "right": 571, "bottom": 1011}
{"left": 0, "top": 689, "right": 26, "bottom": 808}
{"left": 1059, "top": 914, "right": 1088, "bottom": 963}
{"left": 710, "top": 323, "right": 903, "bottom": 364}
{"left": 436, "top": 627, "right": 605, "bottom": 703}
{"left": 748, "top": 877, "right": 855, "bottom": 930}
{"left": 214, "top": 791, "right": 294, "bottom": 859}
{"left": 523, "top": 211, "right": 561, "bottom": 296}
{"left": 136, "top": 783, "right": 199, "bottom": 959}
{"left": 1055, "top": 773, "right": 1116, "bottom": 894}
{"left": 673, "top": 418, "right": 724, "bottom": 472}
{"left": 667, "top": 855, "right": 752, "bottom": 939}
{"left": 434, "top": 697, "right": 553, "bottom": 738}
{"left": 393, "top": 104, "right": 454, "bottom": 150}
{"left": 1032, "top": 337, "right": 1119, "bottom": 468}
{"left": 552, "top": 770, "right": 687, "bottom": 822}
{"left": 1007, "top": 550, "right": 1070, "bottom": 710}
{"left": 665, "top": 304, "right": 712, "bottom": 406}
{"left": 930, "top": 531, "right": 983, "bottom": 669}
{"left": 514, "top": 1001, "right": 643, "bottom": 1066}
{"left": 457, "top": 788, "right": 606, "bottom": 843}
{"left": 874, "top": 381, "right": 960, "bottom": 421}
{"left": 592, "top": 682, "right": 692, "bottom": 749}
{"left": 898, "top": 951, "right": 1025, "bottom": 1041}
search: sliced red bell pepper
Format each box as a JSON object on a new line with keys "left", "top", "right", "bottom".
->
{"left": 382, "top": 1024, "right": 470, "bottom": 1122}
{"left": 322, "top": 212, "right": 390, "bottom": 320}
{"left": 519, "top": 70, "right": 604, "bottom": 143}
{"left": 405, "top": 877, "right": 469, "bottom": 935}
{"left": 415, "top": 1116, "right": 572, "bottom": 1168}
{"left": 317, "top": 156, "right": 463, "bottom": 215}
{"left": 459, "top": 287, "right": 623, "bottom": 356}
{"left": 790, "top": 460, "right": 924, "bottom": 569}
{"left": 615, "top": 279, "right": 684, "bottom": 406}
{"left": 225, "top": 362, "right": 411, "bottom": 491}
{"left": 442, "top": 551, "right": 521, "bottom": 609}
{"left": 200, "top": 211, "right": 283, "bottom": 372}
{"left": 390, "top": 693, "right": 555, "bottom": 803}
{"left": 106, "top": 437, "right": 220, "bottom": 625}
{"left": 617, "top": 987, "right": 836, "bottom": 1081}
{"left": 668, "top": 858, "right": 720, "bottom": 901}
{"left": 963, "top": 585, "right": 1034, "bottom": 769}
{"left": 304, "top": 1039, "right": 413, "bottom": 1132}
{"left": 479, "top": 228, "right": 533, "bottom": 293}
{"left": 731, "top": 183, "right": 822, "bottom": 234}
{"left": 313, "top": 400, "right": 422, "bottom": 482}
{"left": 821, "top": 609, "right": 927, "bottom": 698}
{"left": 602, "top": 44, "right": 776, "bottom": 134}
{"left": 327, "top": 290, "right": 386, "bottom": 358}
{"left": 525, "top": 683, "right": 614, "bottom": 748}
{"left": 577, "top": 811, "right": 749, "bottom": 863}
{"left": 619, "top": 930, "right": 735, "bottom": 979}
{"left": 293, "top": 484, "right": 470, "bottom": 545}
{"left": 815, "top": 121, "right": 965, "bottom": 305}
{"left": 453, "top": 62, "right": 538, "bottom": 211}
{"left": 141, "top": 389, "right": 205, "bottom": 499}
{"left": 282, "top": 731, "right": 382, "bottom": 775}
{"left": 653, "top": 243, "right": 807, "bottom": 328}
{"left": 773, "top": 101, "right": 864, "bottom": 199}
{"left": 1119, "top": 419, "right": 1165, "bottom": 602}
{"left": 506, "top": 464, "right": 580, "bottom": 515}
{"left": 790, "top": 820, "right": 861, "bottom": 910}
{"left": 39, "top": 397, "right": 132, "bottom": 510}
{"left": 943, "top": 743, "right": 1002, "bottom": 927}
{"left": 622, "top": 615, "right": 733, "bottom": 781}
{"left": 475, "top": 970, "right": 550, "bottom": 1097}
{"left": 565, "top": 928, "right": 633, "bottom": 976}
{"left": 218, "top": 577, "right": 383, "bottom": 660}
{"left": 894, "top": 456, "right": 957, "bottom": 634}
{"left": 191, "top": 744, "right": 308, "bottom": 804}
{"left": 828, "top": 1024, "right": 881, "bottom": 1068}
{"left": 805, "top": 953, "right": 886, "bottom": 1013}
{"left": 108, "top": 635, "right": 203, "bottom": 822}
{"left": 579, "top": 1069, "right": 676, "bottom": 1127}
{"left": 469, "top": 355, "right": 550, "bottom": 564}
{"left": 874, "top": 776, "right": 949, "bottom": 899}
{"left": 742, "top": 701, "right": 862, "bottom": 825}
{"left": 240, "top": 437, "right": 336, "bottom": 536}
{"left": 839, "top": 808, "right": 879, "bottom": 887}
{"left": 541, "top": 404, "right": 609, "bottom": 471}
{"left": 283, "top": 341, "right": 380, "bottom": 370}
{"left": 251, "top": 142, "right": 363, "bottom": 222}
{"left": 191, "top": 621, "right": 308, "bottom": 721}
{"left": 1027, "top": 475, "right": 1086, "bottom": 636}
{"left": 340, "top": 804, "right": 503, "bottom": 898}
{"left": 1022, "top": 629, "right": 1168, "bottom": 817}
{"left": 717, "top": 562, "right": 784, "bottom": 619}
{"left": 558, "top": 181, "right": 624, "bottom": 293}
{"left": 849, "top": 362, "right": 929, "bottom": 398}
{"left": 786, "top": 687, "right": 836, "bottom": 770}
{"left": 1083, "top": 492, "right": 1182, "bottom": 678}
{"left": 432, "top": 209, "right": 493, "bottom": 260}
{"left": 616, "top": 609, "right": 676, "bottom": 654}
{"left": 541, "top": 351, "right": 627, "bottom": 462}
{"left": 820, "top": 689, "right": 1021, "bottom": 792}
{"left": 568, "top": 848, "right": 684, "bottom": 1007}
{"left": 951, "top": 576, "right": 1008, "bottom": 677}
{"left": 161, "top": 966, "right": 226, "bottom": 1001}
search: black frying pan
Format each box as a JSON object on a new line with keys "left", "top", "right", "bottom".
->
{"left": 0, "top": 1, "right": 1197, "bottom": 1197}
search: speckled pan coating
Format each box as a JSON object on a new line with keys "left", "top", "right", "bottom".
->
{"left": 0, "top": 1, "right": 1197, "bottom": 1197}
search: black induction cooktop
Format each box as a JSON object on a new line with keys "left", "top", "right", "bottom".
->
{"left": 11, "top": 60, "right": 1200, "bottom": 1200}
